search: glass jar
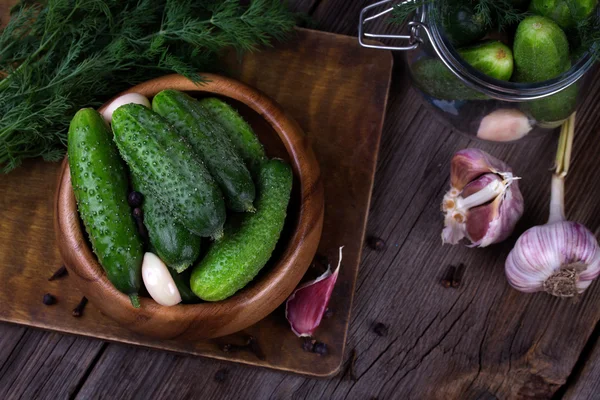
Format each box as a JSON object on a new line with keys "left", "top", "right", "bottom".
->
{"left": 359, "top": 0, "right": 597, "bottom": 142}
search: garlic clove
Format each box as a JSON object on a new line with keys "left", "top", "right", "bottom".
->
{"left": 506, "top": 221, "right": 600, "bottom": 297}
{"left": 450, "top": 148, "right": 513, "bottom": 190}
{"left": 101, "top": 93, "right": 150, "bottom": 124}
{"left": 477, "top": 109, "right": 533, "bottom": 142}
{"left": 286, "top": 247, "right": 343, "bottom": 337}
{"left": 142, "top": 252, "right": 182, "bottom": 306}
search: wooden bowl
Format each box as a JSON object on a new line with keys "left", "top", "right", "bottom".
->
{"left": 54, "top": 74, "right": 324, "bottom": 340}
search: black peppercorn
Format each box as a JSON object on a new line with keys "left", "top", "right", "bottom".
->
{"left": 313, "top": 341, "right": 328, "bottom": 356}
{"left": 43, "top": 293, "right": 56, "bottom": 305}
{"left": 366, "top": 236, "right": 386, "bottom": 251}
{"left": 372, "top": 322, "right": 389, "bottom": 337}
{"left": 128, "top": 191, "right": 144, "bottom": 208}
{"left": 302, "top": 338, "right": 316, "bottom": 352}
{"left": 214, "top": 368, "right": 229, "bottom": 383}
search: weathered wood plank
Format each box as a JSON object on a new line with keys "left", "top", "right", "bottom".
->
{"left": 564, "top": 331, "right": 600, "bottom": 399}
{"left": 0, "top": 325, "right": 105, "bottom": 400}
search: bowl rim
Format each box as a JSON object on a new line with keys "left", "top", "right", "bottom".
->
{"left": 54, "top": 73, "right": 324, "bottom": 339}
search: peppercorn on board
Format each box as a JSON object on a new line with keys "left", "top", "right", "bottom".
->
{"left": 0, "top": 28, "right": 393, "bottom": 377}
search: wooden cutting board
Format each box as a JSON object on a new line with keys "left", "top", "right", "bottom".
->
{"left": 0, "top": 28, "right": 392, "bottom": 377}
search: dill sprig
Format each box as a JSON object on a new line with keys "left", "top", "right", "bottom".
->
{"left": 576, "top": 13, "right": 600, "bottom": 60}
{"left": 0, "top": 0, "right": 296, "bottom": 172}
{"left": 391, "top": 0, "right": 526, "bottom": 31}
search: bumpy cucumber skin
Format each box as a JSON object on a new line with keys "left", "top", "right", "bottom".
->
{"left": 460, "top": 41, "right": 514, "bottom": 81}
{"left": 112, "top": 104, "right": 226, "bottom": 238}
{"left": 521, "top": 80, "right": 578, "bottom": 125}
{"left": 530, "top": 0, "right": 597, "bottom": 29}
{"left": 168, "top": 268, "right": 201, "bottom": 303}
{"left": 513, "top": 16, "right": 570, "bottom": 83}
{"left": 152, "top": 90, "right": 255, "bottom": 212}
{"left": 131, "top": 174, "right": 201, "bottom": 273}
{"left": 198, "top": 97, "right": 267, "bottom": 175}
{"left": 68, "top": 108, "right": 143, "bottom": 302}
{"left": 190, "top": 159, "right": 293, "bottom": 302}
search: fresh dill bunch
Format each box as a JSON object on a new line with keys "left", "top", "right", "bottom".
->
{"left": 390, "top": 0, "right": 430, "bottom": 26}
{"left": 0, "top": 0, "right": 296, "bottom": 172}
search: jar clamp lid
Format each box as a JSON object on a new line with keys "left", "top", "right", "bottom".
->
{"left": 358, "top": 0, "right": 595, "bottom": 101}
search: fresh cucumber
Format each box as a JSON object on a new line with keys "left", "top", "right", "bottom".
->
{"left": 152, "top": 90, "right": 256, "bottom": 212}
{"left": 168, "top": 268, "right": 201, "bottom": 303}
{"left": 411, "top": 41, "right": 513, "bottom": 100}
{"left": 442, "top": 5, "right": 487, "bottom": 47}
{"left": 529, "top": 0, "right": 597, "bottom": 29}
{"left": 112, "top": 104, "right": 226, "bottom": 238}
{"left": 68, "top": 108, "right": 143, "bottom": 307}
{"left": 513, "top": 16, "right": 570, "bottom": 82}
{"left": 190, "top": 159, "right": 293, "bottom": 302}
{"left": 198, "top": 97, "right": 267, "bottom": 175}
{"left": 131, "top": 174, "right": 201, "bottom": 273}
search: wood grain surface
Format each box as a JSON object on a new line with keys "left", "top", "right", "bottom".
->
{"left": 2, "top": 0, "right": 600, "bottom": 399}
{"left": 0, "top": 24, "right": 392, "bottom": 380}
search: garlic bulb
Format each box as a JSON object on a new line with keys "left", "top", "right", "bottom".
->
{"left": 506, "top": 114, "right": 600, "bottom": 297}
{"left": 442, "top": 149, "right": 524, "bottom": 247}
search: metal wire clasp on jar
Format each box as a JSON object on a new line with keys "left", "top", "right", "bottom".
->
{"left": 358, "top": 0, "right": 597, "bottom": 142}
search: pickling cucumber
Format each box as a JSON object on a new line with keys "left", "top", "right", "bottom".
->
{"left": 529, "top": 0, "right": 597, "bottom": 29}
{"left": 132, "top": 174, "right": 201, "bottom": 273}
{"left": 513, "top": 16, "right": 570, "bottom": 82}
{"left": 442, "top": 5, "right": 487, "bottom": 47}
{"left": 190, "top": 159, "right": 293, "bottom": 302}
{"left": 152, "top": 90, "right": 256, "bottom": 213}
{"left": 198, "top": 97, "right": 267, "bottom": 175}
{"left": 412, "top": 41, "right": 513, "bottom": 100}
{"left": 112, "top": 104, "right": 226, "bottom": 238}
{"left": 168, "top": 268, "right": 201, "bottom": 303}
{"left": 68, "top": 108, "right": 143, "bottom": 307}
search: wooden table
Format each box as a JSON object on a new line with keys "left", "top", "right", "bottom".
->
{"left": 2, "top": 1, "right": 600, "bottom": 399}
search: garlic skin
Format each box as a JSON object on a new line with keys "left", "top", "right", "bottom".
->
{"left": 286, "top": 247, "right": 343, "bottom": 337}
{"left": 142, "top": 252, "right": 182, "bottom": 306}
{"left": 506, "top": 221, "right": 600, "bottom": 296}
{"left": 101, "top": 93, "right": 150, "bottom": 124}
{"left": 442, "top": 149, "right": 524, "bottom": 247}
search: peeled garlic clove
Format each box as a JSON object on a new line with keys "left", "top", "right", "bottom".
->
{"left": 101, "top": 93, "right": 150, "bottom": 124}
{"left": 142, "top": 252, "right": 182, "bottom": 306}
{"left": 477, "top": 109, "right": 533, "bottom": 142}
{"left": 286, "top": 247, "right": 343, "bottom": 337}
{"left": 450, "top": 148, "right": 512, "bottom": 190}
{"left": 506, "top": 221, "right": 600, "bottom": 296}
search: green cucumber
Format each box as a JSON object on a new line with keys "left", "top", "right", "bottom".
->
{"left": 442, "top": 5, "right": 487, "bottom": 47}
{"left": 152, "top": 90, "right": 256, "bottom": 212}
{"left": 411, "top": 41, "right": 513, "bottom": 100}
{"left": 190, "top": 159, "right": 293, "bottom": 302}
{"left": 132, "top": 174, "right": 201, "bottom": 273}
{"left": 168, "top": 268, "right": 201, "bottom": 303}
{"left": 198, "top": 97, "right": 267, "bottom": 175}
{"left": 112, "top": 104, "right": 226, "bottom": 238}
{"left": 521, "top": 81, "right": 578, "bottom": 126}
{"left": 529, "top": 0, "right": 597, "bottom": 29}
{"left": 513, "top": 16, "right": 570, "bottom": 82}
{"left": 68, "top": 108, "right": 143, "bottom": 307}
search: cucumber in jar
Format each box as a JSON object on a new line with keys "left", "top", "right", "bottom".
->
{"left": 411, "top": 41, "right": 514, "bottom": 100}
{"left": 529, "top": 0, "right": 597, "bottom": 29}
{"left": 442, "top": 5, "right": 487, "bottom": 47}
